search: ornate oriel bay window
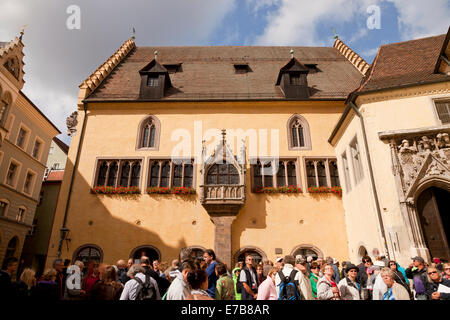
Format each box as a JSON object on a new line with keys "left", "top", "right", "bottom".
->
{"left": 251, "top": 158, "right": 300, "bottom": 192}
{"left": 148, "top": 159, "right": 194, "bottom": 188}
{"left": 94, "top": 159, "right": 142, "bottom": 188}
{"left": 304, "top": 158, "right": 340, "bottom": 189}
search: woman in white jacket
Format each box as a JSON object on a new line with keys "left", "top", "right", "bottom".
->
{"left": 317, "top": 264, "right": 340, "bottom": 300}
{"left": 338, "top": 264, "right": 360, "bottom": 300}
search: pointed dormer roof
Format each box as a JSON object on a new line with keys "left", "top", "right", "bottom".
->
{"left": 276, "top": 57, "right": 309, "bottom": 85}
{"left": 0, "top": 31, "right": 26, "bottom": 89}
{"left": 138, "top": 58, "right": 172, "bottom": 87}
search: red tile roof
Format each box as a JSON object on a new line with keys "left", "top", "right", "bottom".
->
{"left": 85, "top": 46, "right": 364, "bottom": 101}
{"left": 358, "top": 34, "right": 449, "bottom": 93}
{"left": 45, "top": 170, "right": 64, "bottom": 181}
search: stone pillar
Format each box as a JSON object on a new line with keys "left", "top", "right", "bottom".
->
{"left": 210, "top": 214, "right": 237, "bottom": 269}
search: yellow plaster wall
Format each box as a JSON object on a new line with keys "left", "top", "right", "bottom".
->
{"left": 46, "top": 101, "right": 350, "bottom": 266}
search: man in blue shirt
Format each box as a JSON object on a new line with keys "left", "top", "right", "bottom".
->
{"left": 203, "top": 249, "right": 218, "bottom": 298}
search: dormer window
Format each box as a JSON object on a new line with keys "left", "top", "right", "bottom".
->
{"left": 147, "top": 75, "right": 159, "bottom": 87}
{"left": 139, "top": 59, "right": 172, "bottom": 99}
{"left": 234, "top": 64, "right": 251, "bottom": 74}
{"left": 276, "top": 57, "right": 310, "bottom": 99}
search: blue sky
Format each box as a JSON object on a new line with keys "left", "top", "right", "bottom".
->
{"left": 0, "top": 0, "right": 449, "bottom": 144}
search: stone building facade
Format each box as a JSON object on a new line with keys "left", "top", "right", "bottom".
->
{"left": 45, "top": 38, "right": 371, "bottom": 268}
{"left": 0, "top": 32, "right": 60, "bottom": 270}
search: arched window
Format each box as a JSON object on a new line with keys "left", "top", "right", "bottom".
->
{"left": 317, "top": 161, "right": 327, "bottom": 186}
{"left": 306, "top": 161, "right": 316, "bottom": 187}
{"left": 150, "top": 162, "right": 160, "bottom": 187}
{"left": 287, "top": 161, "right": 297, "bottom": 186}
{"left": 130, "top": 245, "right": 161, "bottom": 264}
{"left": 130, "top": 162, "right": 141, "bottom": 187}
{"left": 206, "top": 164, "right": 239, "bottom": 185}
{"left": 183, "top": 163, "right": 194, "bottom": 187}
{"left": 287, "top": 114, "right": 311, "bottom": 150}
{"left": 276, "top": 161, "right": 286, "bottom": 187}
{"left": 234, "top": 247, "right": 268, "bottom": 266}
{"left": 329, "top": 160, "right": 340, "bottom": 187}
{"left": 137, "top": 115, "right": 160, "bottom": 150}
{"left": 0, "top": 199, "right": 9, "bottom": 217}
{"left": 73, "top": 245, "right": 103, "bottom": 264}
{"left": 106, "top": 162, "right": 118, "bottom": 187}
{"left": 160, "top": 161, "right": 171, "bottom": 187}
{"left": 2, "top": 236, "right": 19, "bottom": 269}
{"left": 120, "top": 162, "right": 131, "bottom": 187}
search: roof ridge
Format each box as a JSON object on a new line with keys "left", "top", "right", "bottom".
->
{"left": 333, "top": 38, "right": 370, "bottom": 76}
{"left": 78, "top": 38, "right": 135, "bottom": 104}
{"left": 379, "top": 33, "right": 446, "bottom": 48}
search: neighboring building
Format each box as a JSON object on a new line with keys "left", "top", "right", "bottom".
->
{"left": 21, "top": 137, "right": 68, "bottom": 276}
{"left": 329, "top": 28, "right": 450, "bottom": 265}
{"left": 46, "top": 38, "right": 370, "bottom": 267}
{"left": 0, "top": 31, "right": 61, "bottom": 270}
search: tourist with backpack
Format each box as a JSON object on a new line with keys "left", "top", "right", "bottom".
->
{"left": 120, "top": 264, "right": 160, "bottom": 300}
{"left": 317, "top": 263, "right": 341, "bottom": 300}
{"left": 275, "top": 255, "right": 303, "bottom": 300}
{"left": 294, "top": 256, "right": 313, "bottom": 300}
{"left": 405, "top": 256, "right": 429, "bottom": 300}
{"left": 239, "top": 255, "right": 258, "bottom": 300}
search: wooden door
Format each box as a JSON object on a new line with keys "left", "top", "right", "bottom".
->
{"left": 416, "top": 188, "right": 450, "bottom": 261}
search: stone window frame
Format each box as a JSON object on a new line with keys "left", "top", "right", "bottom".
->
{"left": 72, "top": 244, "right": 104, "bottom": 264}
{"left": 0, "top": 198, "right": 10, "bottom": 217}
{"left": 349, "top": 136, "right": 364, "bottom": 185}
{"left": 16, "top": 206, "right": 26, "bottom": 223}
{"left": 287, "top": 114, "right": 312, "bottom": 151}
{"left": 145, "top": 157, "right": 197, "bottom": 190}
{"left": 249, "top": 157, "right": 302, "bottom": 192}
{"left": 4, "top": 157, "right": 22, "bottom": 189}
{"left": 16, "top": 122, "right": 31, "bottom": 152}
{"left": 432, "top": 97, "right": 450, "bottom": 126}
{"left": 91, "top": 157, "right": 144, "bottom": 190}
{"left": 22, "top": 168, "right": 37, "bottom": 197}
{"left": 136, "top": 115, "right": 161, "bottom": 151}
{"left": 303, "top": 157, "right": 340, "bottom": 190}
{"left": 340, "top": 150, "right": 352, "bottom": 193}
{"left": 31, "top": 135, "right": 45, "bottom": 162}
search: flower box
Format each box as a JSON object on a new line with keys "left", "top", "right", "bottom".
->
{"left": 90, "top": 186, "right": 141, "bottom": 194}
{"left": 308, "top": 186, "right": 342, "bottom": 196}
{"left": 255, "top": 186, "right": 302, "bottom": 194}
{"left": 146, "top": 187, "right": 196, "bottom": 195}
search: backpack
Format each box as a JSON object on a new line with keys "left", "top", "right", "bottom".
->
{"left": 278, "top": 270, "right": 301, "bottom": 300}
{"left": 134, "top": 275, "right": 157, "bottom": 300}
{"left": 235, "top": 280, "right": 243, "bottom": 294}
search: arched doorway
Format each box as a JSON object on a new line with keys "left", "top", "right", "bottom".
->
{"left": 130, "top": 245, "right": 160, "bottom": 264}
{"left": 234, "top": 247, "right": 267, "bottom": 266}
{"left": 416, "top": 187, "right": 450, "bottom": 261}
{"left": 2, "top": 236, "right": 19, "bottom": 269}
{"left": 291, "top": 244, "right": 323, "bottom": 259}
{"left": 358, "top": 246, "right": 368, "bottom": 259}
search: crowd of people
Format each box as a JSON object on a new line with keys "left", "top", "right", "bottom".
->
{"left": 1, "top": 249, "right": 449, "bottom": 301}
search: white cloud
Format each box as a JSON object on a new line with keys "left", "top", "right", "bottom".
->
{"left": 253, "top": 0, "right": 378, "bottom": 46}
{"left": 387, "top": 0, "right": 450, "bottom": 40}
{"left": 0, "top": 0, "right": 236, "bottom": 144}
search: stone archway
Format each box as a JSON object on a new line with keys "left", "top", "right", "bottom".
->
{"left": 291, "top": 244, "right": 324, "bottom": 259}
{"left": 416, "top": 186, "right": 450, "bottom": 261}
{"left": 129, "top": 245, "right": 161, "bottom": 264}
{"left": 233, "top": 246, "right": 268, "bottom": 266}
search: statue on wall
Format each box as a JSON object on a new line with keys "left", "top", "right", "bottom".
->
{"left": 66, "top": 111, "right": 78, "bottom": 136}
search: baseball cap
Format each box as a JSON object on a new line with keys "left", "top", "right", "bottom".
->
{"left": 296, "top": 256, "right": 307, "bottom": 265}
{"left": 412, "top": 256, "right": 425, "bottom": 264}
{"left": 276, "top": 257, "right": 283, "bottom": 263}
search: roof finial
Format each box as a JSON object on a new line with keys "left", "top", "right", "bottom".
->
{"left": 154, "top": 50, "right": 158, "bottom": 61}
{"left": 131, "top": 27, "right": 136, "bottom": 40}
{"left": 332, "top": 27, "right": 339, "bottom": 40}
{"left": 290, "top": 48, "right": 294, "bottom": 59}
{"left": 19, "top": 25, "right": 27, "bottom": 40}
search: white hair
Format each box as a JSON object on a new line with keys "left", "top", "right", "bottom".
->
{"left": 127, "top": 264, "right": 145, "bottom": 278}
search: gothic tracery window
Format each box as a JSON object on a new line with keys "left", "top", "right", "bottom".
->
{"left": 138, "top": 116, "right": 160, "bottom": 149}
{"left": 288, "top": 114, "right": 311, "bottom": 150}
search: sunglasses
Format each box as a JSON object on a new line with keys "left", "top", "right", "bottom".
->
{"left": 311, "top": 267, "right": 319, "bottom": 269}
{"left": 445, "top": 268, "right": 450, "bottom": 271}
{"left": 428, "top": 271, "right": 438, "bottom": 275}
